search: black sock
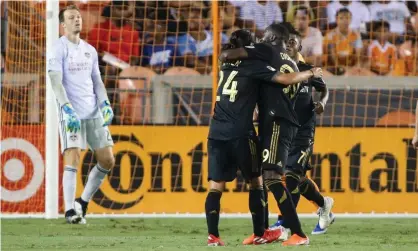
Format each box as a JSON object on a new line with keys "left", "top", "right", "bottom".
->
{"left": 249, "top": 187, "right": 265, "bottom": 237}
{"left": 263, "top": 183, "right": 269, "bottom": 229}
{"left": 205, "top": 189, "right": 222, "bottom": 237}
{"left": 265, "top": 179, "right": 306, "bottom": 238}
{"left": 285, "top": 174, "right": 301, "bottom": 208}
{"left": 299, "top": 178, "right": 324, "bottom": 207}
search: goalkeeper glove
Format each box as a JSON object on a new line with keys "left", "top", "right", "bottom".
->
{"left": 62, "top": 103, "right": 81, "bottom": 133}
{"left": 100, "top": 100, "right": 114, "bottom": 126}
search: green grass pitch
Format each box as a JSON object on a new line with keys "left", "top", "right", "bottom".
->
{"left": 2, "top": 218, "right": 418, "bottom": 251}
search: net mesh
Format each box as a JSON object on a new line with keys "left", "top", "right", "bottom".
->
{"left": 1, "top": 1, "right": 46, "bottom": 213}
{"left": 1, "top": 0, "right": 418, "bottom": 214}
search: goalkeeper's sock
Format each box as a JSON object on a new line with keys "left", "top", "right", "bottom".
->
{"left": 285, "top": 173, "right": 301, "bottom": 208}
{"left": 263, "top": 183, "right": 269, "bottom": 229}
{"left": 265, "top": 179, "right": 306, "bottom": 238}
{"left": 299, "top": 177, "right": 324, "bottom": 207}
{"left": 205, "top": 189, "right": 222, "bottom": 237}
{"left": 81, "top": 164, "right": 109, "bottom": 203}
{"left": 63, "top": 165, "right": 77, "bottom": 212}
{"left": 249, "top": 187, "right": 265, "bottom": 237}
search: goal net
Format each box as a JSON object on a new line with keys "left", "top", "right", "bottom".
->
{"left": 1, "top": 0, "right": 418, "bottom": 217}
{"left": 1, "top": 1, "right": 46, "bottom": 214}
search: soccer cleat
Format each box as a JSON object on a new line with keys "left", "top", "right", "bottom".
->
{"left": 65, "top": 209, "right": 82, "bottom": 224}
{"left": 207, "top": 234, "right": 225, "bottom": 246}
{"left": 282, "top": 234, "right": 309, "bottom": 246}
{"left": 318, "top": 197, "right": 334, "bottom": 229}
{"left": 242, "top": 234, "right": 255, "bottom": 245}
{"left": 278, "top": 227, "right": 291, "bottom": 241}
{"left": 268, "top": 219, "right": 289, "bottom": 241}
{"left": 253, "top": 228, "right": 282, "bottom": 245}
{"left": 312, "top": 212, "right": 336, "bottom": 235}
{"left": 74, "top": 198, "right": 88, "bottom": 224}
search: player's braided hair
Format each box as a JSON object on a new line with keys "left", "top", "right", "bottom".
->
{"left": 222, "top": 29, "right": 253, "bottom": 50}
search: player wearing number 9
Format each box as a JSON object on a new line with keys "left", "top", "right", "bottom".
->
{"left": 47, "top": 5, "right": 115, "bottom": 224}
{"left": 268, "top": 23, "right": 335, "bottom": 236}
{"left": 206, "top": 29, "right": 321, "bottom": 246}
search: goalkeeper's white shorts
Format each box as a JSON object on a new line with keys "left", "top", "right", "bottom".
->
{"left": 58, "top": 117, "right": 114, "bottom": 153}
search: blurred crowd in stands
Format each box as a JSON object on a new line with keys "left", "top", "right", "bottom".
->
{"left": 2, "top": 0, "right": 418, "bottom": 125}
{"left": 2, "top": 0, "right": 418, "bottom": 79}
{"left": 73, "top": 0, "right": 418, "bottom": 80}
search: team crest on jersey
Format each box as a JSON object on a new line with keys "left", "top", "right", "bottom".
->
{"left": 49, "top": 58, "right": 56, "bottom": 66}
{"left": 85, "top": 52, "right": 91, "bottom": 58}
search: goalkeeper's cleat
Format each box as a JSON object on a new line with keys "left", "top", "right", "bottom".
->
{"left": 74, "top": 198, "right": 88, "bottom": 224}
{"left": 100, "top": 100, "right": 114, "bottom": 126}
{"left": 74, "top": 198, "right": 88, "bottom": 217}
{"left": 312, "top": 212, "right": 335, "bottom": 235}
{"left": 207, "top": 234, "right": 224, "bottom": 246}
{"left": 253, "top": 228, "right": 282, "bottom": 245}
{"left": 318, "top": 197, "right": 334, "bottom": 229}
{"left": 242, "top": 234, "right": 255, "bottom": 245}
{"left": 281, "top": 234, "right": 309, "bottom": 246}
{"left": 65, "top": 209, "right": 82, "bottom": 224}
{"left": 61, "top": 103, "right": 81, "bottom": 133}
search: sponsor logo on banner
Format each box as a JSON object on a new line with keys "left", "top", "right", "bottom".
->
{"left": 1, "top": 125, "right": 45, "bottom": 213}
{"left": 79, "top": 127, "right": 418, "bottom": 214}
{"left": 1, "top": 138, "right": 44, "bottom": 202}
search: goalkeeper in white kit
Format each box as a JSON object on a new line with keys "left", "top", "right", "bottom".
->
{"left": 47, "top": 5, "right": 115, "bottom": 224}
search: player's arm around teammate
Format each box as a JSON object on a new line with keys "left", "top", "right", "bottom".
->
{"left": 48, "top": 5, "right": 115, "bottom": 224}
{"left": 219, "top": 47, "right": 323, "bottom": 84}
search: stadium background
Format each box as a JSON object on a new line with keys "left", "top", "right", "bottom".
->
{"left": 1, "top": 0, "right": 418, "bottom": 216}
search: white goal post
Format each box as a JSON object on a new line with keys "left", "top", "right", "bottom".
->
{"left": 45, "top": 0, "right": 59, "bottom": 219}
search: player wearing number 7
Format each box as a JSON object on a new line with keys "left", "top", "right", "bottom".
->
{"left": 47, "top": 5, "right": 114, "bottom": 224}
{"left": 269, "top": 23, "right": 335, "bottom": 236}
{"left": 206, "top": 29, "right": 322, "bottom": 246}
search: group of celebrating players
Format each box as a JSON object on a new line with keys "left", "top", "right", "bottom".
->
{"left": 206, "top": 23, "right": 335, "bottom": 246}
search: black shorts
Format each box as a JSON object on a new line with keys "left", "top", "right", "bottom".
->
{"left": 259, "top": 118, "right": 298, "bottom": 174}
{"left": 207, "top": 136, "right": 261, "bottom": 182}
{"left": 286, "top": 143, "right": 313, "bottom": 176}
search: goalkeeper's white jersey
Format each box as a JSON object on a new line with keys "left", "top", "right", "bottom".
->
{"left": 48, "top": 36, "right": 100, "bottom": 119}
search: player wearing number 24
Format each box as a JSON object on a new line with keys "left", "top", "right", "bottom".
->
{"left": 47, "top": 5, "right": 115, "bottom": 224}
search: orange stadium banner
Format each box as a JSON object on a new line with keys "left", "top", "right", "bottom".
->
{"left": 80, "top": 126, "right": 418, "bottom": 214}
{"left": 2, "top": 126, "right": 418, "bottom": 214}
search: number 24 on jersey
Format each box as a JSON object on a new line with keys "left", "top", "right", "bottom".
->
{"left": 217, "top": 70, "right": 239, "bottom": 102}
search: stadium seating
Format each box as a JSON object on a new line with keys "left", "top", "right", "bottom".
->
{"left": 118, "top": 66, "right": 156, "bottom": 124}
